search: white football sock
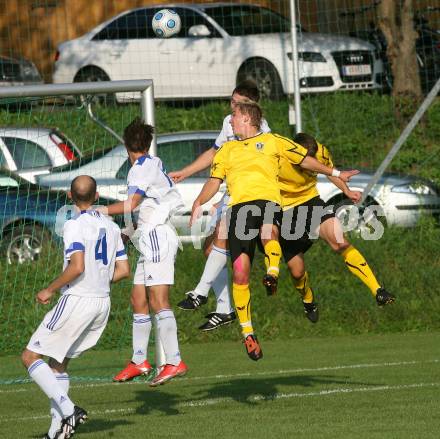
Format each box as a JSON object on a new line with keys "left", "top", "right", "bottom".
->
{"left": 48, "top": 372, "right": 70, "bottom": 438}
{"left": 193, "top": 245, "right": 229, "bottom": 297}
{"left": 132, "top": 314, "right": 152, "bottom": 364}
{"left": 212, "top": 266, "right": 234, "bottom": 314}
{"left": 28, "top": 360, "right": 74, "bottom": 418}
{"left": 155, "top": 309, "right": 181, "bottom": 366}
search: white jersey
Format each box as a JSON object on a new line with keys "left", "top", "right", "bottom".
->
{"left": 62, "top": 210, "right": 127, "bottom": 298}
{"left": 127, "top": 155, "right": 183, "bottom": 229}
{"left": 214, "top": 114, "right": 270, "bottom": 150}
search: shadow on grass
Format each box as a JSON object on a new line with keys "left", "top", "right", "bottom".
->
{"left": 133, "top": 373, "right": 376, "bottom": 414}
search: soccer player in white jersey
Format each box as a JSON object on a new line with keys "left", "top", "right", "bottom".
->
{"left": 21, "top": 175, "right": 130, "bottom": 439}
{"left": 101, "top": 118, "right": 188, "bottom": 386}
{"left": 169, "top": 81, "right": 271, "bottom": 331}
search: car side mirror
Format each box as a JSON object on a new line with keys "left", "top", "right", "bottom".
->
{"left": 188, "top": 24, "right": 211, "bottom": 37}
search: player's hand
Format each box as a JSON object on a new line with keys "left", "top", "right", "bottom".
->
{"left": 345, "top": 190, "right": 362, "bottom": 204}
{"left": 168, "top": 170, "right": 186, "bottom": 183}
{"left": 36, "top": 289, "right": 55, "bottom": 305}
{"left": 190, "top": 201, "right": 203, "bottom": 226}
{"left": 339, "top": 169, "right": 360, "bottom": 182}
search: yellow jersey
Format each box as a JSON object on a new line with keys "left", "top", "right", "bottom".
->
{"left": 278, "top": 142, "right": 333, "bottom": 209}
{"left": 210, "top": 132, "right": 307, "bottom": 206}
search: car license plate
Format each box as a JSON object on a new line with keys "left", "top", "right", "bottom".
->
{"left": 342, "top": 64, "right": 371, "bottom": 76}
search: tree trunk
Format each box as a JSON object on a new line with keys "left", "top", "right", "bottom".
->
{"left": 377, "top": 0, "right": 422, "bottom": 117}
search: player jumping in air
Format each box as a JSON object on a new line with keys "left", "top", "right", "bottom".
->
{"left": 191, "top": 100, "right": 358, "bottom": 361}
{"left": 170, "top": 80, "right": 270, "bottom": 331}
{"left": 101, "top": 118, "right": 188, "bottom": 386}
{"left": 22, "top": 175, "right": 130, "bottom": 439}
{"left": 278, "top": 133, "right": 395, "bottom": 322}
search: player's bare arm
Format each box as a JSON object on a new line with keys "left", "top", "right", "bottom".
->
{"left": 36, "top": 252, "right": 85, "bottom": 305}
{"left": 327, "top": 175, "right": 362, "bottom": 204}
{"left": 300, "top": 156, "right": 359, "bottom": 182}
{"left": 169, "top": 147, "right": 216, "bottom": 183}
{"left": 190, "top": 177, "right": 222, "bottom": 226}
{"left": 98, "top": 193, "right": 143, "bottom": 216}
{"left": 112, "top": 259, "right": 130, "bottom": 283}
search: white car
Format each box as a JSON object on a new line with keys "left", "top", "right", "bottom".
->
{"left": 36, "top": 131, "right": 440, "bottom": 240}
{"left": 0, "top": 128, "right": 81, "bottom": 183}
{"left": 53, "top": 3, "right": 384, "bottom": 101}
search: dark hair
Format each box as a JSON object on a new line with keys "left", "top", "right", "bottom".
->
{"left": 70, "top": 175, "right": 97, "bottom": 204}
{"left": 233, "top": 80, "right": 260, "bottom": 102}
{"left": 293, "top": 133, "right": 319, "bottom": 157}
{"left": 235, "top": 100, "right": 263, "bottom": 128}
{"left": 123, "top": 117, "right": 155, "bottom": 153}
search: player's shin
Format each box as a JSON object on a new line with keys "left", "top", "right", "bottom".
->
{"left": 232, "top": 283, "right": 253, "bottom": 336}
{"left": 263, "top": 240, "right": 282, "bottom": 277}
{"left": 294, "top": 271, "right": 314, "bottom": 303}
{"left": 341, "top": 245, "right": 380, "bottom": 296}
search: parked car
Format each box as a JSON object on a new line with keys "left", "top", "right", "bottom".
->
{"left": 53, "top": 3, "right": 384, "bottom": 101}
{"left": 0, "top": 127, "right": 82, "bottom": 183}
{"left": 0, "top": 55, "right": 42, "bottom": 87}
{"left": 37, "top": 131, "right": 440, "bottom": 240}
{"left": 0, "top": 170, "right": 122, "bottom": 264}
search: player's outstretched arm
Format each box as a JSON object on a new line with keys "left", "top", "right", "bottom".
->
{"left": 190, "top": 177, "right": 222, "bottom": 226}
{"left": 112, "top": 259, "right": 130, "bottom": 283}
{"left": 98, "top": 193, "right": 143, "bottom": 216}
{"left": 327, "top": 176, "right": 362, "bottom": 204}
{"left": 36, "top": 252, "right": 85, "bottom": 304}
{"left": 169, "top": 147, "right": 216, "bottom": 183}
{"left": 300, "top": 156, "right": 359, "bottom": 182}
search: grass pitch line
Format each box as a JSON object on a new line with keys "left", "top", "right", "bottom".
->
{"left": 0, "top": 359, "right": 438, "bottom": 393}
{"left": 0, "top": 382, "right": 439, "bottom": 423}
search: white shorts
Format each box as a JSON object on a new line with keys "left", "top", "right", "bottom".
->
{"left": 207, "top": 193, "right": 230, "bottom": 234}
{"left": 27, "top": 294, "right": 110, "bottom": 363}
{"left": 134, "top": 224, "right": 178, "bottom": 286}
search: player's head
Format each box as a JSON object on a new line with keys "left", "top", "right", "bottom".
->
{"left": 69, "top": 175, "right": 98, "bottom": 207}
{"left": 123, "top": 117, "right": 155, "bottom": 154}
{"left": 231, "top": 80, "right": 260, "bottom": 110}
{"left": 230, "top": 99, "right": 262, "bottom": 137}
{"left": 293, "top": 133, "right": 319, "bottom": 157}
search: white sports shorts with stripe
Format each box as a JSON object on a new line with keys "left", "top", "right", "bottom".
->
{"left": 134, "top": 224, "right": 179, "bottom": 286}
{"left": 26, "top": 294, "right": 110, "bottom": 363}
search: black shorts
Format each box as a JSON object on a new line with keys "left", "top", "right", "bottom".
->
{"left": 279, "top": 196, "right": 335, "bottom": 262}
{"left": 227, "top": 200, "right": 282, "bottom": 263}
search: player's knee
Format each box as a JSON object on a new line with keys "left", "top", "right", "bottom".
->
{"left": 21, "top": 349, "right": 38, "bottom": 368}
{"left": 233, "top": 272, "right": 249, "bottom": 285}
{"left": 290, "top": 266, "right": 305, "bottom": 280}
{"left": 333, "top": 241, "right": 350, "bottom": 253}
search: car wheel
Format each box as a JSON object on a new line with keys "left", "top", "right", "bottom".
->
{"left": 237, "top": 59, "right": 284, "bottom": 100}
{"left": 333, "top": 197, "right": 386, "bottom": 236}
{"left": 4, "top": 225, "right": 50, "bottom": 265}
{"left": 74, "top": 67, "right": 115, "bottom": 105}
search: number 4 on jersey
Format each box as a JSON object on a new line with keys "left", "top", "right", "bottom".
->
{"left": 95, "top": 228, "right": 108, "bottom": 265}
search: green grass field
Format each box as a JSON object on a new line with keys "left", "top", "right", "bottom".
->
{"left": 1, "top": 331, "right": 439, "bottom": 438}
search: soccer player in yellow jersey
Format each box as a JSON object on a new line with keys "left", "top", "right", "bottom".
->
{"left": 190, "top": 101, "right": 358, "bottom": 360}
{"left": 278, "top": 133, "right": 395, "bottom": 323}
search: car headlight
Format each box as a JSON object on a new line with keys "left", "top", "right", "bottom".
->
{"left": 287, "top": 52, "right": 326, "bottom": 62}
{"left": 391, "top": 183, "right": 437, "bottom": 196}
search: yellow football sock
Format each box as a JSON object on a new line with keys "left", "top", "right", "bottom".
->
{"left": 263, "top": 240, "right": 282, "bottom": 277}
{"left": 232, "top": 283, "right": 253, "bottom": 336}
{"left": 342, "top": 245, "right": 381, "bottom": 296}
{"left": 293, "top": 271, "right": 314, "bottom": 303}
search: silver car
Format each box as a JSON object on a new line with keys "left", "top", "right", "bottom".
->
{"left": 37, "top": 131, "right": 440, "bottom": 239}
{"left": 0, "top": 127, "right": 82, "bottom": 183}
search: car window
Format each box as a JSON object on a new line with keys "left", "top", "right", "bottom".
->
{"left": 115, "top": 138, "right": 214, "bottom": 180}
{"left": 2, "top": 137, "right": 51, "bottom": 170}
{"left": 204, "top": 5, "right": 290, "bottom": 35}
{"left": 93, "top": 7, "right": 219, "bottom": 41}
{"left": 93, "top": 9, "right": 154, "bottom": 40}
